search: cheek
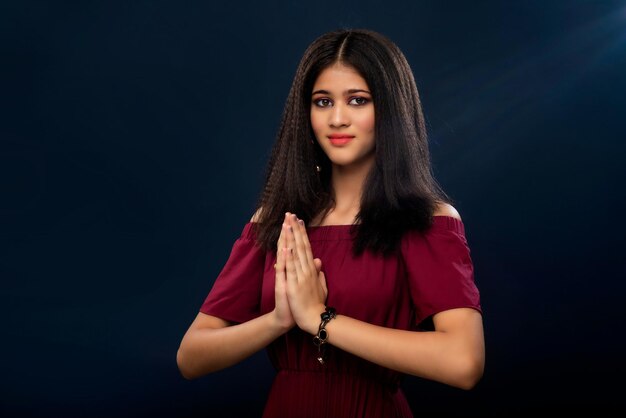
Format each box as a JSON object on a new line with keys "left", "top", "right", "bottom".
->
{"left": 356, "top": 111, "right": 375, "bottom": 133}
{"left": 310, "top": 112, "right": 324, "bottom": 137}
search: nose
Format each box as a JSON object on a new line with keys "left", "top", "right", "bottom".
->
{"left": 329, "top": 102, "right": 350, "bottom": 128}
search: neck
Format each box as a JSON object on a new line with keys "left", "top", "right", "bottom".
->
{"left": 329, "top": 157, "right": 374, "bottom": 214}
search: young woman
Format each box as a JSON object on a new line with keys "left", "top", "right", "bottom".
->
{"left": 177, "top": 28, "right": 484, "bottom": 417}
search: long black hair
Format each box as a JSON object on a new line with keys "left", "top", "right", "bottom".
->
{"left": 251, "top": 28, "right": 450, "bottom": 257}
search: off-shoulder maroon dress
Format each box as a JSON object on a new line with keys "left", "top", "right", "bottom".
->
{"left": 200, "top": 216, "right": 481, "bottom": 418}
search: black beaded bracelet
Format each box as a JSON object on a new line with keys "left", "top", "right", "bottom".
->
{"left": 312, "top": 306, "right": 336, "bottom": 364}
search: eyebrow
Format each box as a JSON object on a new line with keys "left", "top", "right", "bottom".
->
{"left": 311, "top": 89, "right": 371, "bottom": 96}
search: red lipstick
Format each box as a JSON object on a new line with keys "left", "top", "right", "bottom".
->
{"left": 328, "top": 134, "right": 355, "bottom": 146}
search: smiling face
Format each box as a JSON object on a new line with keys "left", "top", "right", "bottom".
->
{"left": 310, "top": 63, "right": 376, "bottom": 172}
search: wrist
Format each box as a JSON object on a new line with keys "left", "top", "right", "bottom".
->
{"left": 303, "top": 304, "right": 327, "bottom": 335}
{"left": 270, "top": 309, "right": 293, "bottom": 335}
{"left": 312, "top": 306, "right": 337, "bottom": 365}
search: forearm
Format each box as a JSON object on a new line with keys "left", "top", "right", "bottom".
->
{"left": 317, "top": 312, "right": 484, "bottom": 389}
{"left": 177, "top": 312, "right": 286, "bottom": 379}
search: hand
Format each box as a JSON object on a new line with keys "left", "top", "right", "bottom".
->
{"left": 273, "top": 213, "right": 324, "bottom": 333}
{"left": 284, "top": 213, "right": 328, "bottom": 335}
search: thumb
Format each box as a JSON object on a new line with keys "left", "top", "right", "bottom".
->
{"left": 313, "top": 258, "right": 323, "bottom": 273}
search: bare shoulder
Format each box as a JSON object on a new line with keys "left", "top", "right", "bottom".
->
{"left": 433, "top": 202, "right": 462, "bottom": 221}
{"left": 250, "top": 207, "right": 263, "bottom": 223}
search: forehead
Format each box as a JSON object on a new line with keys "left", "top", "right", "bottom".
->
{"left": 312, "top": 64, "right": 369, "bottom": 90}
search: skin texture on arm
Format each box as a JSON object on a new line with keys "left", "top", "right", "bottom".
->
{"left": 176, "top": 311, "right": 288, "bottom": 379}
{"left": 310, "top": 307, "right": 484, "bottom": 390}
{"left": 281, "top": 206, "right": 485, "bottom": 390}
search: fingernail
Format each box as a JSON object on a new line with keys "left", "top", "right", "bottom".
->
{"left": 298, "top": 219, "right": 304, "bottom": 226}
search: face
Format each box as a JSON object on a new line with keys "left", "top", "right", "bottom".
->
{"left": 310, "top": 63, "right": 375, "bottom": 171}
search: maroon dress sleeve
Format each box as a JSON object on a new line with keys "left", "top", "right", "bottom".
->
{"left": 400, "top": 216, "right": 481, "bottom": 327}
{"left": 199, "top": 223, "right": 266, "bottom": 324}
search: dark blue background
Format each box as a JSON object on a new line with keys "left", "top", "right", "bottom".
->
{"left": 2, "top": 1, "right": 625, "bottom": 417}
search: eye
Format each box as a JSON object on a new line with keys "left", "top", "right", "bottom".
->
{"left": 349, "top": 97, "right": 370, "bottom": 106}
{"left": 313, "top": 98, "right": 332, "bottom": 107}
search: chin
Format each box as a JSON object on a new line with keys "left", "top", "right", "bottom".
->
{"left": 328, "top": 154, "right": 374, "bottom": 170}
{"left": 328, "top": 158, "right": 357, "bottom": 167}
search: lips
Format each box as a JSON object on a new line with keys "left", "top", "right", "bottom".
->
{"left": 328, "top": 135, "right": 355, "bottom": 146}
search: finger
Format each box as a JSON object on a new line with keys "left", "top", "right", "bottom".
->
{"left": 288, "top": 214, "right": 313, "bottom": 276}
{"left": 318, "top": 271, "right": 328, "bottom": 299}
{"left": 313, "top": 258, "right": 322, "bottom": 273}
{"left": 294, "top": 215, "right": 316, "bottom": 272}
{"left": 274, "top": 222, "right": 288, "bottom": 273}
{"left": 277, "top": 221, "right": 287, "bottom": 253}
{"left": 275, "top": 243, "right": 287, "bottom": 282}
{"left": 277, "top": 213, "right": 289, "bottom": 251}
{"left": 286, "top": 218, "right": 309, "bottom": 283}
{"left": 285, "top": 221, "right": 306, "bottom": 282}
{"left": 284, "top": 246, "right": 298, "bottom": 285}
{"left": 275, "top": 243, "right": 286, "bottom": 289}
{"left": 285, "top": 220, "right": 302, "bottom": 267}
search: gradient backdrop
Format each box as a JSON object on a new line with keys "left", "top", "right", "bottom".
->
{"left": 2, "top": 1, "right": 625, "bottom": 417}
